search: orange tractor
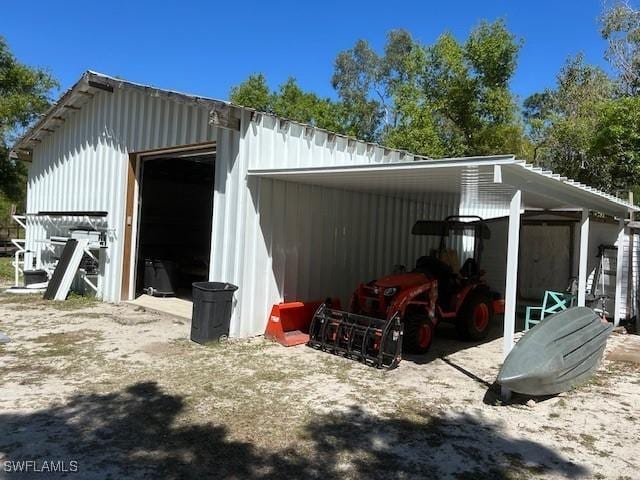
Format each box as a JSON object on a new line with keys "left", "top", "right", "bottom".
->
{"left": 308, "top": 216, "right": 504, "bottom": 368}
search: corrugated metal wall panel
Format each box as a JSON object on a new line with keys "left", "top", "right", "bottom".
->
{"left": 632, "top": 231, "right": 640, "bottom": 319}
{"left": 26, "top": 88, "right": 215, "bottom": 302}
{"left": 26, "top": 91, "right": 521, "bottom": 338}
{"left": 586, "top": 221, "right": 630, "bottom": 319}
{"left": 220, "top": 177, "right": 467, "bottom": 337}
{"left": 209, "top": 114, "right": 509, "bottom": 337}
{"left": 620, "top": 228, "right": 632, "bottom": 320}
{"left": 248, "top": 115, "right": 419, "bottom": 170}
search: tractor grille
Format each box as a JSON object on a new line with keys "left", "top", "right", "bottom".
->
{"left": 359, "top": 285, "right": 387, "bottom": 317}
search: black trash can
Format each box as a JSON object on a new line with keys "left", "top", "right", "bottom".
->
{"left": 24, "top": 269, "right": 48, "bottom": 286}
{"left": 190, "top": 282, "right": 238, "bottom": 344}
{"left": 143, "top": 259, "right": 177, "bottom": 297}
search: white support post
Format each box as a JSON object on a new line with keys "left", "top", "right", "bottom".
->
{"left": 614, "top": 217, "right": 625, "bottom": 326}
{"left": 502, "top": 190, "right": 522, "bottom": 400}
{"left": 577, "top": 209, "right": 590, "bottom": 307}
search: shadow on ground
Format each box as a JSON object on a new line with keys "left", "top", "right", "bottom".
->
{"left": 0, "top": 381, "right": 589, "bottom": 479}
{"left": 403, "top": 317, "right": 505, "bottom": 367}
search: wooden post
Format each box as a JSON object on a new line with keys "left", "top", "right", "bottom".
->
{"left": 578, "top": 209, "right": 590, "bottom": 307}
{"left": 502, "top": 189, "right": 522, "bottom": 401}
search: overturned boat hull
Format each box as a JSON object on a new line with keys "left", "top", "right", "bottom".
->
{"left": 498, "top": 307, "right": 612, "bottom": 396}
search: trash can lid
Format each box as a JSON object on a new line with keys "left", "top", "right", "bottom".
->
{"left": 192, "top": 282, "right": 238, "bottom": 292}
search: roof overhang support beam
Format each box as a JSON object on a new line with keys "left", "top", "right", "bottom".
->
{"left": 502, "top": 189, "right": 522, "bottom": 401}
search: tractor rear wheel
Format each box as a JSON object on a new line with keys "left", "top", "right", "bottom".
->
{"left": 403, "top": 313, "right": 434, "bottom": 354}
{"left": 456, "top": 292, "right": 493, "bottom": 341}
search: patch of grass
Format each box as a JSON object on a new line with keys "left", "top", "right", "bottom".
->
{"left": 0, "top": 363, "right": 57, "bottom": 385}
{"left": 578, "top": 433, "right": 597, "bottom": 451}
{"left": 0, "top": 256, "right": 16, "bottom": 282}
{"left": 581, "top": 360, "right": 640, "bottom": 390}
{"left": 504, "top": 451, "right": 548, "bottom": 477}
{"left": 32, "top": 329, "right": 102, "bottom": 357}
{"left": 0, "top": 292, "right": 98, "bottom": 311}
{"left": 456, "top": 467, "right": 525, "bottom": 480}
{"left": 47, "top": 293, "right": 98, "bottom": 311}
{"left": 109, "top": 315, "right": 159, "bottom": 326}
{"left": 0, "top": 293, "right": 42, "bottom": 306}
{"left": 62, "top": 312, "right": 108, "bottom": 319}
{"left": 0, "top": 362, "right": 55, "bottom": 376}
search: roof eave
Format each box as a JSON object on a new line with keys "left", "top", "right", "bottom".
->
{"left": 10, "top": 71, "right": 239, "bottom": 159}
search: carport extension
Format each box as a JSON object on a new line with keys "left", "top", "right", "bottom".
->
{"left": 248, "top": 154, "right": 638, "bottom": 397}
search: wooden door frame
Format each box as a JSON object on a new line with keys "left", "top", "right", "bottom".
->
{"left": 120, "top": 142, "right": 216, "bottom": 301}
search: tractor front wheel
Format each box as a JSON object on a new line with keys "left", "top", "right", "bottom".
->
{"left": 457, "top": 293, "right": 493, "bottom": 341}
{"left": 403, "top": 314, "right": 434, "bottom": 354}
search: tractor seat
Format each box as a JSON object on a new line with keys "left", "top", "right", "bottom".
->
{"left": 460, "top": 258, "right": 479, "bottom": 278}
{"left": 415, "top": 255, "right": 453, "bottom": 278}
{"left": 414, "top": 255, "right": 455, "bottom": 305}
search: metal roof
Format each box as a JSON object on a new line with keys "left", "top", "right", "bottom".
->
{"left": 249, "top": 156, "right": 638, "bottom": 217}
{"left": 12, "top": 71, "right": 637, "bottom": 217}
{"left": 10, "top": 71, "right": 232, "bottom": 159}
{"left": 11, "top": 71, "right": 428, "bottom": 162}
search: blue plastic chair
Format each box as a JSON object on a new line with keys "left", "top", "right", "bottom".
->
{"left": 525, "top": 291, "right": 576, "bottom": 331}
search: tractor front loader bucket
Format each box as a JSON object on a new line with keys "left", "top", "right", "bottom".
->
{"left": 307, "top": 304, "right": 403, "bottom": 368}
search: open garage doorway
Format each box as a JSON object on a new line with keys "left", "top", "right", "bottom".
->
{"left": 128, "top": 145, "right": 215, "bottom": 315}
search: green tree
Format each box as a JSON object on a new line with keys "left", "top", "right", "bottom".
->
{"left": 271, "top": 78, "right": 344, "bottom": 132}
{"left": 589, "top": 96, "right": 640, "bottom": 191}
{"left": 423, "top": 20, "right": 525, "bottom": 156}
{"left": 601, "top": 0, "right": 640, "bottom": 95}
{"left": 232, "top": 20, "right": 527, "bottom": 158}
{"left": 228, "top": 73, "right": 271, "bottom": 112}
{"left": 523, "top": 55, "right": 619, "bottom": 188}
{"left": 331, "top": 39, "right": 383, "bottom": 141}
{"left": 0, "top": 36, "right": 57, "bottom": 219}
{"left": 230, "top": 75, "right": 344, "bottom": 133}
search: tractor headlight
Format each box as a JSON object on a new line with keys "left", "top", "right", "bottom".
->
{"left": 383, "top": 287, "right": 398, "bottom": 297}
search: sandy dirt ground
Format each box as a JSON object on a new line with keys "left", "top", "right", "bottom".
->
{"left": 0, "top": 289, "right": 639, "bottom": 479}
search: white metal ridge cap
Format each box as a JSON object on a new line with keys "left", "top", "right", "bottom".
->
{"left": 511, "top": 160, "right": 639, "bottom": 212}
{"left": 248, "top": 155, "right": 519, "bottom": 176}
{"left": 85, "top": 71, "right": 231, "bottom": 106}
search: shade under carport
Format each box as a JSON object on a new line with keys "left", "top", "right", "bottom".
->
{"left": 249, "top": 154, "right": 638, "bottom": 398}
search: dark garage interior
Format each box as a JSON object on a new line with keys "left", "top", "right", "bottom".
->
{"left": 135, "top": 152, "right": 215, "bottom": 297}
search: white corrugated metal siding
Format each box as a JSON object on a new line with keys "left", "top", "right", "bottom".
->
{"left": 34, "top": 83, "right": 627, "bottom": 337}
{"left": 631, "top": 230, "right": 640, "bottom": 319}
{"left": 211, "top": 113, "right": 509, "bottom": 337}
{"left": 26, "top": 87, "right": 216, "bottom": 302}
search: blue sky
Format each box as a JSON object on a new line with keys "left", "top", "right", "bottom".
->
{"left": 4, "top": 0, "right": 612, "bottom": 104}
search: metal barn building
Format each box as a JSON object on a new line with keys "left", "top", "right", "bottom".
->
{"left": 10, "top": 71, "right": 639, "bottom": 358}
